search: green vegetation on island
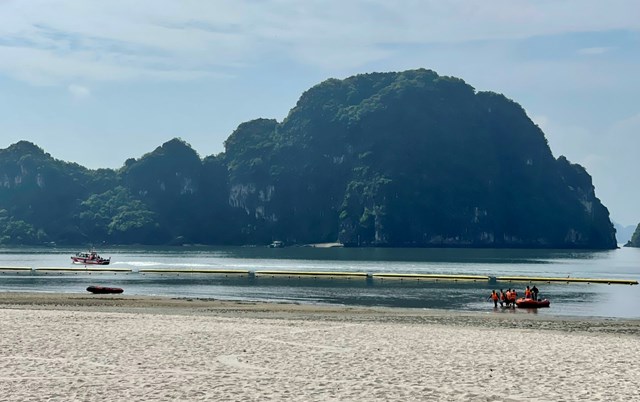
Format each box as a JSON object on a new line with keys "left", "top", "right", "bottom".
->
{"left": 0, "top": 69, "right": 617, "bottom": 248}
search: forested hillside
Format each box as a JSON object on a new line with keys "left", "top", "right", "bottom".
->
{"left": 0, "top": 69, "right": 617, "bottom": 248}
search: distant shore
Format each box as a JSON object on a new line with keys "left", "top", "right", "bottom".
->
{"left": 1, "top": 292, "right": 639, "bottom": 401}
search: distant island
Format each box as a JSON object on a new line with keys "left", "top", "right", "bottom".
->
{"left": 624, "top": 224, "right": 640, "bottom": 248}
{"left": 0, "top": 69, "right": 617, "bottom": 249}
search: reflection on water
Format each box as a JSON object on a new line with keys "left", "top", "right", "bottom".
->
{"left": 0, "top": 246, "right": 638, "bottom": 319}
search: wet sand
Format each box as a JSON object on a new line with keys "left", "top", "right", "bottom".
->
{"left": 1, "top": 292, "right": 639, "bottom": 401}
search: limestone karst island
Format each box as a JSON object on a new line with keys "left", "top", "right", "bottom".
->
{"left": 0, "top": 69, "right": 618, "bottom": 249}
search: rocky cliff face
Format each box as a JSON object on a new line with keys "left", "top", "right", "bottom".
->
{"left": 0, "top": 69, "right": 619, "bottom": 248}
{"left": 223, "top": 69, "right": 617, "bottom": 248}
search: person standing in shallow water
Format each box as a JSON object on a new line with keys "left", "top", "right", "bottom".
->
{"left": 525, "top": 285, "right": 532, "bottom": 299}
{"left": 499, "top": 289, "right": 506, "bottom": 307}
{"left": 489, "top": 290, "right": 499, "bottom": 308}
{"left": 531, "top": 285, "right": 539, "bottom": 301}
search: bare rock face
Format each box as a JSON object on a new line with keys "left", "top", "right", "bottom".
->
{"left": 0, "top": 70, "right": 618, "bottom": 249}
{"left": 223, "top": 69, "right": 616, "bottom": 249}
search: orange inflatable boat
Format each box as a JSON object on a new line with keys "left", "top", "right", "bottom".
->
{"left": 515, "top": 297, "right": 550, "bottom": 308}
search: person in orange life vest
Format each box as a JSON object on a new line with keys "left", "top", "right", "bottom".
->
{"left": 504, "top": 289, "right": 512, "bottom": 307}
{"left": 509, "top": 289, "right": 517, "bottom": 304}
{"left": 525, "top": 286, "right": 532, "bottom": 299}
{"left": 499, "top": 289, "right": 506, "bottom": 307}
{"left": 489, "top": 290, "right": 499, "bottom": 307}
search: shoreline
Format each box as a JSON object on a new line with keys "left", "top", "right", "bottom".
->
{"left": 2, "top": 291, "right": 639, "bottom": 335}
{"left": 2, "top": 292, "right": 639, "bottom": 400}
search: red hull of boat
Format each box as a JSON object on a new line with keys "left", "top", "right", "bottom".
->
{"left": 515, "top": 297, "right": 550, "bottom": 308}
{"left": 71, "top": 257, "right": 110, "bottom": 265}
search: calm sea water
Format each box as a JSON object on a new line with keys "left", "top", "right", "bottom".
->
{"left": 1, "top": 246, "right": 639, "bottom": 319}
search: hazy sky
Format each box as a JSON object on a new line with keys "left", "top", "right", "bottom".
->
{"left": 0, "top": 1, "right": 638, "bottom": 225}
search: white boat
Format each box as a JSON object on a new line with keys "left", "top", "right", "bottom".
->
{"left": 71, "top": 251, "right": 111, "bottom": 265}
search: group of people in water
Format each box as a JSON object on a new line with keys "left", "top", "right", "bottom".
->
{"left": 489, "top": 285, "right": 539, "bottom": 308}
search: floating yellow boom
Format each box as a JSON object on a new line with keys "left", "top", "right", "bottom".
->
{"left": 139, "top": 269, "right": 249, "bottom": 275}
{"left": 255, "top": 270, "right": 368, "bottom": 278}
{"left": 0, "top": 266, "right": 32, "bottom": 271}
{"left": 35, "top": 267, "right": 132, "bottom": 273}
{"left": 495, "top": 276, "right": 638, "bottom": 285}
{"left": 2, "top": 267, "right": 636, "bottom": 285}
{"left": 372, "top": 273, "right": 489, "bottom": 281}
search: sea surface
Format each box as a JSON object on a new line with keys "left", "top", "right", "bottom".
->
{"left": 1, "top": 245, "right": 639, "bottom": 319}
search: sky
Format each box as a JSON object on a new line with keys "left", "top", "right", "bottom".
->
{"left": 0, "top": 0, "right": 639, "bottom": 225}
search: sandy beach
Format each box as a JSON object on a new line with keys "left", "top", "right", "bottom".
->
{"left": 1, "top": 293, "right": 639, "bottom": 401}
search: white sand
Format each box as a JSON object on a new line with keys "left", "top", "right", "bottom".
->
{"left": 0, "top": 294, "right": 639, "bottom": 401}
